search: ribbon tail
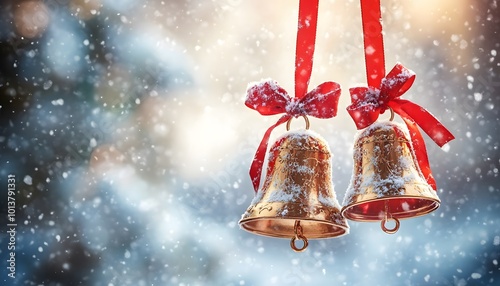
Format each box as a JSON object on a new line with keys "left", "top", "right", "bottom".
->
{"left": 347, "top": 86, "right": 382, "bottom": 129}
{"left": 392, "top": 99, "right": 455, "bottom": 147}
{"left": 394, "top": 107, "right": 437, "bottom": 190}
{"left": 249, "top": 115, "right": 291, "bottom": 192}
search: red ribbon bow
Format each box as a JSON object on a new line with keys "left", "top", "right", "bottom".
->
{"left": 246, "top": 80, "right": 341, "bottom": 192}
{"left": 347, "top": 63, "right": 455, "bottom": 189}
{"left": 245, "top": 0, "right": 341, "bottom": 192}
{"left": 352, "top": 0, "right": 455, "bottom": 190}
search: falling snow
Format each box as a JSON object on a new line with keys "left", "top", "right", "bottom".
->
{"left": 0, "top": 0, "right": 499, "bottom": 285}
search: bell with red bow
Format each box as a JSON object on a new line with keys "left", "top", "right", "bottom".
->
{"left": 239, "top": 80, "right": 349, "bottom": 251}
{"left": 239, "top": 116, "right": 349, "bottom": 252}
{"left": 341, "top": 0, "right": 455, "bottom": 233}
{"left": 341, "top": 64, "right": 455, "bottom": 233}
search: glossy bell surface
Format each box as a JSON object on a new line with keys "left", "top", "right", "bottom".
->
{"left": 341, "top": 121, "right": 440, "bottom": 233}
{"left": 240, "top": 129, "right": 349, "bottom": 250}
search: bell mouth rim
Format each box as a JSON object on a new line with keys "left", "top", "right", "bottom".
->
{"left": 341, "top": 196, "right": 440, "bottom": 222}
{"left": 238, "top": 217, "right": 350, "bottom": 239}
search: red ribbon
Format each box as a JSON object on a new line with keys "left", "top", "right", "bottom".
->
{"left": 360, "top": 0, "right": 385, "bottom": 88}
{"left": 350, "top": 0, "right": 455, "bottom": 190}
{"left": 246, "top": 80, "right": 341, "bottom": 192}
{"left": 294, "top": 0, "right": 319, "bottom": 99}
{"left": 347, "top": 63, "right": 454, "bottom": 189}
{"left": 246, "top": 0, "right": 341, "bottom": 192}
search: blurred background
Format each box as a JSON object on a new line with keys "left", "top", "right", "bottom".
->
{"left": 0, "top": 0, "right": 498, "bottom": 285}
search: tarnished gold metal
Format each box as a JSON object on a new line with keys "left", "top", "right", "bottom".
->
{"left": 341, "top": 121, "right": 440, "bottom": 233}
{"left": 240, "top": 130, "right": 349, "bottom": 250}
{"left": 286, "top": 115, "right": 310, "bottom": 131}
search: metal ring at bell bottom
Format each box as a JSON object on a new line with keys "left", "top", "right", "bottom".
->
{"left": 290, "top": 235, "right": 308, "bottom": 252}
{"left": 290, "top": 220, "right": 309, "bottom": 252}
{"left": 381, "top": 216, "right": 400, "bottom": 234}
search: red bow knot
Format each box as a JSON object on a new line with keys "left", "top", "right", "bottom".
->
{"left": 246, "top": 79, "right": 341, "bottom": 192}
{"left": 347, "top": 63, "right": 416, "bottom": 130}
{"left": 347, "top": 63, "right": 455, "bottom": 189}
{"left": 347, "top": 63, "right": 454, "bottom": 147}
{"left": 246, "top": 79, "right": 340, "bottom": 119}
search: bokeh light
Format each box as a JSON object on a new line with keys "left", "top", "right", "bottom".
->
{"left": 13, "top": 0, "right": 50, "bottom": 38}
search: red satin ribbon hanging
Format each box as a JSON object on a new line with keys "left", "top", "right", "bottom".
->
{"left": 245, "top": 0, "right": 341, "bottom": 192}
{"left": 360, "top": 0, "right": 385, "bottom": 88}
{"left": 348, "top": 0, "right": 455, "bottom": 189}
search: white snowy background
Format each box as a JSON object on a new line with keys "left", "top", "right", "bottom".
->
{"left": 0, "top": 0, "right": 498, "bottom": 285}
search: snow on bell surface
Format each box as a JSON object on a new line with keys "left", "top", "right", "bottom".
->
{"left": 341, "top": 121, "right": 440, "bottom": 234}
{"left": 239, "top": 128, "right": 349, "bottom": 252}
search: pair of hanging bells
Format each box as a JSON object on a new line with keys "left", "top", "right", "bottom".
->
{"left": 239, "top": 116, "right": 440, "bottom": 251}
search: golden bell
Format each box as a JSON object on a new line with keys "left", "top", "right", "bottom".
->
{"left": 341, "top": 121, "right": 440, "bottom": 234}
{"left": 240, "top": 123, "right": 349, "bottom": 252}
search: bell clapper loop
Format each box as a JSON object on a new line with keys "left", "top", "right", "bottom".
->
{"left": 290, "top": 236, "right": 308, "bottom": 252}
{"left": 381, "top": 202, "right": 400, "bottom": 234}
{"left": 286, "top": 115, "right": 310, "bottom": 131}
{"left": 290, "top": 220, "right": 308, "bottom": 252}
{"left": 381, "top": 215, "right": 400, "bottom": 234}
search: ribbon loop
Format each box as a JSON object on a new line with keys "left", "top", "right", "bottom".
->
{"left": 245, "top": 80, "right": 290, "bottom": 116}
{"left": 379, "top": 63, "right": 416, "bottom": 101}
{"left": 346, "top": 86, "right": 381, "bottom": 130}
